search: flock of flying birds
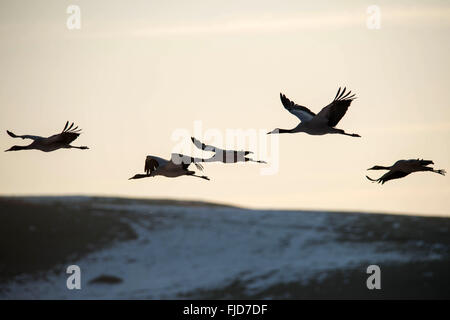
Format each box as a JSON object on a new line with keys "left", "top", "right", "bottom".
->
{"left": 5, "top": 87, "right": 446, "bottom": 184}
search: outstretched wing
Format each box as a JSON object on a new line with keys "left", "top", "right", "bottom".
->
{"left": 145, "top": 156, "right": 163, "bottom": 174}
{"left": 316, "top": 87, "right": 357, "bottom": 127}
{"left": 61, "top": 121, "right": 82, "bottom": 134}
{"left": 171, "top": 153, "right": 204, "bottom": 171}
{"left": 45, "top": 121, "right": 83, "bottom": 145}
{"left": 191, "top": 137, "right": 219, "bottom": 152}
{"left": 49, "top": 132, "right": 79, "bottom": 145}
{"left": 367, "top": 170, "right": 410, "bottom": 185}
{"left": 279, "top": 93, "right": 316, "bottom": 123}
{"left": 6, "top": 130, "right": 42, "bottom": 140}
{"left": 395, "top": 159, "right": 434, "bottom": 171}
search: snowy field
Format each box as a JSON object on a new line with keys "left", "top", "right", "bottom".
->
{"left": 0, "top": 197, "right": 449, "bottom": 299}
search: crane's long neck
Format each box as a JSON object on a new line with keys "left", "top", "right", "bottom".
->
{"left": 371, "top": 165, "right": 391, "bottom": 170}
{"left": 129, "top": 174, "right": 151, "bottom": 180}
{"left": 6, "top": 145, "right": 31, "bottom": 152}
{"left": 278, "top": 128, "right": 295, "bottom": 133}
{"left": 268, "top": 128, "right": 296, "bottom": 134}
{"left": 16, "top": 145, "right": 31, "bottom": 151}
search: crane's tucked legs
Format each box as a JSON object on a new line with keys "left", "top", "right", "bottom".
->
{"left": 244, "top": 158, "right": 267, "bottom": 164}
{"left": 186, "top": 171, "right": 210, "bottom": 180}
{"left": 70, "top": 145, "right": 89, "bottom": 150}
{"left": 433, "top": 169, "right": 446, "bottom": 175}
{"left": 334, "top": 129, "right": 361, "bottom": 138}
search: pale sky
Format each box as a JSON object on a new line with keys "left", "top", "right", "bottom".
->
{"left": 1, "top": 0, "right": 449, "bottom": 216}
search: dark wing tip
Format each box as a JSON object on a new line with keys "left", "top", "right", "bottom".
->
{"left": 339, "top": 87, "right": 347, "bottom": 100}
{"left": 280, "top": 92, "right": 290, "bottom": 101}
{"left": 63, "top": 122, "right": 83, "bottom": 133}
{"left": 334, "top": 87, "right": 342, "bottom": 101}
{"left": 341, "top": 90, "right": 352, "bottom": 99}
{"left": 365, "top": 175, "right": 379, "bottom": 183}
{"left": 279, "top": 93, "right": 293, "bottom": 107}
{"left": 334, "top": 87, "right": 357, "bottom": 101}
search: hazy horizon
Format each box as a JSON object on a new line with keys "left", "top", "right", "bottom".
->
{"left": 1, "top": 0, "right": 449, "bottom": 216}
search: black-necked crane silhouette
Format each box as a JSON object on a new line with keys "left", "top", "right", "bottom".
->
{"left": 366, "top": 159, "right": 446, "bottom": 184}
{"left": 5, "top": 121, "right": 89, "bottom": 152}
{"left": 268, "top": 87, "right": 361, "bottom": 137}
{"left": 129, "top": 153, "right": 210, "bottom": 181}
{"left": 191, "top": 137, "right": 266, "bottom": 164}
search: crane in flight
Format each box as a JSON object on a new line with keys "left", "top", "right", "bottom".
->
{"left": 366, "top": 159, "right": 446, "bottom": 184}
{"left": 190, "top": 137, "right": 266, "bottom": 164}
{"left": 268, "top": 87, "right": 360, "bottom": 138}
{"left": 5, "top": 121, "right": 89, "bottom": 152}
{"left": 129, "top": 153, "right": 210, "bottom": 181}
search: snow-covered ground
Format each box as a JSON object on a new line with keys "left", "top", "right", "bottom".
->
{"left": 0, "top": 197, "right": 448, "bottom": 299}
